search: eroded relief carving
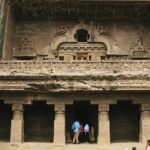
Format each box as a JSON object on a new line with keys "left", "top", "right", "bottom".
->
{"left": 19, "top": 37, "right": 33, "bottom": 50}
{"left": 54, "top": 25, "right": 68, "bottom": 38}
{"left": 96, "top": 24, "right": 110, "bottom": 37}
{"left": 130, "top": 37, "right": 150, "bottom": 58}
{"left": 13, "top": 25, "right": 38, "bottom": 59}
{"left": 0, "top": 78, "right": 149, "bottom": 92}
{"left": 13, "top": 36, "right": 36, "bottom": 58}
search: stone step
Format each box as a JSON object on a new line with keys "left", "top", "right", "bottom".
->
{"left": 0, "top": 143, "right": 144, "bottom": 150}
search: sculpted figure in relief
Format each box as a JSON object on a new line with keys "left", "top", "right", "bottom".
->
{"left": 54, "top": 25, "right": 68, "bottom": 38}
{"left": 130, "top": 37, "right": 150, "bottom": 57}
{"left": 19, "top": 37, "right": 34, "bottom": 51}
{"left": 131, "top": 37, "right": 143, "bottom": 50}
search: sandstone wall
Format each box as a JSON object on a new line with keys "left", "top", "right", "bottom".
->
{"left": 0, "top": 0, "right": 8, "bottom": 59}
{"left": 10, "top": 19, "right": 150, "bottom": 60}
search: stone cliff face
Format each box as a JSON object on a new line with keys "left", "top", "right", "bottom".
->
{"left": 0, "top": 1, "right": 150, "bottom": 60}
{"left": 0, "top": 0, "right": 8, "bottom": 59}
{"left": 0, "top": 0, "right": 149, "bottom": 93}
{"left": 0, "top": 1, "right": 150, "bottom": 149}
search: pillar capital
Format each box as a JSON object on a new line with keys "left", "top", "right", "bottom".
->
{"left": 12, "top": 103, "right": 24, "bottom": 112}
{"left": 12, "top": 103, "right": 23, "bottom": 120}
{"left": 141, "top": 104, "right": 150, "bottom": 112}
{"left": 55, "top": 103, "right": 65, "bottom": 112}
{"left": 98, "top": 104, "right": 109, "bottom": 112}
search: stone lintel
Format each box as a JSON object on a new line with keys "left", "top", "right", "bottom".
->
{"left": 65, "top": 101, "right": 73, "bottom": 105}
{"left": 90, "top": 100, "right": 99, "bottom": 105}
{"left": 46, "top": 101, "right": 55, "bottom": 105}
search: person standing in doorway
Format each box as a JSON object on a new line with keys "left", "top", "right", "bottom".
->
{"left": 72, "top": 120, "right": 80, "bottom": 144}
{"left": 79, "top": 122, "right": 84, "bottom": 143}
{"left": 84, "top": 123, "right": 90, "bottom": 143}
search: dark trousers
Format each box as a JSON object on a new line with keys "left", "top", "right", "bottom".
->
{"left": 79, "top": 132, "right": 84, "bottom": 143}
{"left": 84, "top": 132, "right": 90, "bottom": 142}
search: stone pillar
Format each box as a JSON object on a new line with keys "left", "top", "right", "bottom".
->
{"left": 10, "top": 103, "right": 24, "bottom": 143}
{"left": 140, "top": 104, "right": 150, "bottom": 143}
{"left": 54, "top": 103, "right": 65, "bottom": 145}
{"left": 98, "top": 104, "right": 110, "bottom": 144}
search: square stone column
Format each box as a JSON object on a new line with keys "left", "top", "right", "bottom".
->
{"left": 140, "top": 104, "right": 150, "bottom": 143}
{"left": 54, "top": 103, "right": 65, "bottom": 145}
{"left": 98, "top": 104, "right": 110, "bottom": 144}
{"left": 10, "top": 103, "right": 24, "bottom": 143}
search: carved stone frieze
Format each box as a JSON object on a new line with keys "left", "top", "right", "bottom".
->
{"left": 58, "top": 42, "right": 107, "bottom": 52}
{"left": 0, "top": 61, "right": 150, "bottom": 74}
{"left": 0, "top": 77, "right": 150, "bottom": 92}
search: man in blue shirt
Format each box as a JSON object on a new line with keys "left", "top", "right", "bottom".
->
{"left": 72, "top": 120, "right": 80, "bottom": 144}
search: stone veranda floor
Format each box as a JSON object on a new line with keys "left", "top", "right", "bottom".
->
{"left": 0, "top": 143, "right": 145, "bottom": 150}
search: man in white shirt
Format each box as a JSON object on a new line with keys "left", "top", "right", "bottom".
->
{"left": 84, "top": 123, "right": 90, "bottom": 143}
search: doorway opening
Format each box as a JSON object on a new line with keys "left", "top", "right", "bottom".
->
{"left": 109, "top": 101, "right": 140, "bottom": 142}
{"left": 75, "top": 29, "right": 90, "bottom": 42}
{"left": 24, "top": 101, "right": 54, "bottom": 142}
{"left": 0, "top": 101, "right": 12, "bottom": 142}
{"left": 65, "top": 101, "right": 98, "bottom": 144}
